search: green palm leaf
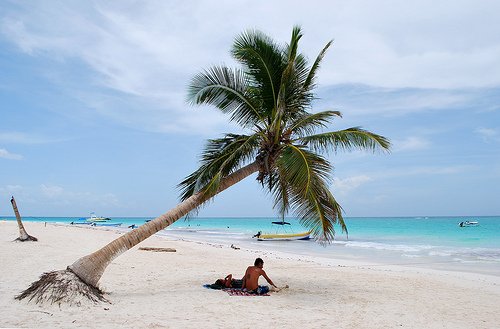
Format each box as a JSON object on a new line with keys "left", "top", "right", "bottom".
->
{"left": 188, "top": 66, "right": 263, "bottom": 127}
{"left": 178, "top": 134, "right": 259, "bottom": 201}
{"left": 299, "top": 127, "right": 391, "bottom": 154}
{"left": 288, "top": 110, "right": 342, "bottom": 137}
{"left": 304, "top": 40, "right": 333, "bottom": 91}
{"left": 296, "top": 185, "right": 346, "bottom": 243}
{"left": 231, "top": 29, "right": 285, "bottom": 117}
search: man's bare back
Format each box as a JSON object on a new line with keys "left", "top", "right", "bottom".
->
{"left": 242, "top": 258, "right": 276, "bottom": 291}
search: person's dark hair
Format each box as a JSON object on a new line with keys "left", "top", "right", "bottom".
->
{"left": 254, "top": 258, "right": 264, "bottom": 266}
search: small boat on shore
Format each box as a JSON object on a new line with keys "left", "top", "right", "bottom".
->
{"left": 90, "top": 222, "right": 122, "bottom": 227}
{"left": 253, "top": 217, "right": 311, "bottom": 241}
{"left": 459, "top": 220, "right": 479, "bottom": 227}
{"left": 254, "top": 230, "right": 311, "bottom": 241}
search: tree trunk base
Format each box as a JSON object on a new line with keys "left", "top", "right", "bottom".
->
{"left": 15, "top": 269, "right": 108, "bottom": 306}
{"left": 14, "top": 235, "right": 38, "bottom": 242}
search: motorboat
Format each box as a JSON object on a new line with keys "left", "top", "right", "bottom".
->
{"left": 459, "top": 220, "right": 479, "bottom": 227}
{"left": 86, "top": 212, "right": 111, "bottom": 222}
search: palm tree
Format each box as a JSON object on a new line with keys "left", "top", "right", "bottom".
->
{"left": 11, "top": 196, "right": 38, "bottom": 242}
{"left": 16, "top": 26, "right": 390, "bottom": 305}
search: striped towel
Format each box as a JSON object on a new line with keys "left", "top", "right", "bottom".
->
{"left": 223, "top": 288, "right": 270, "bottom": 296}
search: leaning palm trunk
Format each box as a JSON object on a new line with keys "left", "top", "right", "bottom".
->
{"left": 16, "top": 162, "right": 259, "bottom": 304}
{"left": 11, "top": 196, "right": 37, "bottom": 242}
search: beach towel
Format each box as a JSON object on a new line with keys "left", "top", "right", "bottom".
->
{"left": 203, "top": 284, "right": 270, "bottom": 296}
{"left": 203, "top": 283, "right": 223, "bottom": 290}
{"left": 223, "top": 288, "right": 270, "bottom": 297}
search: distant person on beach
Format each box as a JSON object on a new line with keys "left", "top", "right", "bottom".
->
{"left": 252, "top": 231, "right": 261, "bottom": 238}
{"left": 241, "top": 257, "right": 277, "bottom": 294}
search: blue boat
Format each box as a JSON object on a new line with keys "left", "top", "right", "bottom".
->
{"left": 70, "top": 221, "right": 93, "bottom": 225}
{"left": 90, "top": 222, "right": 122, "bottom": 227}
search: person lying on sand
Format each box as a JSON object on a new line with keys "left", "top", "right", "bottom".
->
{"left": 214, "top": 274, "right": 243, "bottom": 288}
{"left": 241, "top": 257, "right": 277, "bottom": 294}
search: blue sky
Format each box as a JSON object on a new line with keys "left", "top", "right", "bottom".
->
{"left": 1, "top": 1, "right": 499, "bottom": 217}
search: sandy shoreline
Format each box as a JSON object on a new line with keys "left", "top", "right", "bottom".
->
{"left": 1, "top": 221, "right": 499, "bottom": 329}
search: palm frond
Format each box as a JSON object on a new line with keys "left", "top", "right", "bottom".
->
{"left": 277, "top": 26, "right": 303, "bottom": 109}
{"left": 188, "top": 66, "right": 263, "bottom": 127}
{"left": 288, "top": 110, "right": 342, "bottom": 137}
{"left": 269, "top": 149, "right": 345, "bottom": 243}
{"left": 299, "top": 127, "right": 391, "bottom": 154}
{"left": 232, "top": 29, "right": 285, "bottom": 117}
{"left": 283, "top": 53, "right": 314, "bottom": 115}
{"left": 264, "top": 143, "right": 330, "bottom": 198}
{"left": 295, "top": 184, "right": 346, "bottom": 244}
{"left": 178, "top": 134, "right": 260, "bottom": 201}
{"left": 303, "top": 40, "right": 333, "bottom": 91}
{"left": 275, "top": 145, "right": 330, "bottom": 195}
{"left": 286, "top": 26, "right": 302, "bottom": 62}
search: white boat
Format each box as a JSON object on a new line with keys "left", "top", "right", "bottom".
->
{"left": 459, "top": 220, "right": 479, "bottom": 227}
{"left": 86, "top": 212, "right": 111, "bottom": 222}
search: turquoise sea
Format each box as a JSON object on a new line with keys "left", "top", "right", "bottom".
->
{"left": 2, "top": 216, "right": 499, "bottom": 276}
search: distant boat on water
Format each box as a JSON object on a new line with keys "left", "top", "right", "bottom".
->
{"left": 459, "top": 220, "right": 479, "bottom": 227}
{"left": 86, "top": 212, "right": 111, "bottom": 222}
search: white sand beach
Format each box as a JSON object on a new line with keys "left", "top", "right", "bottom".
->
{"left": 1, "top": 221, "right": 499, "bottom": 329}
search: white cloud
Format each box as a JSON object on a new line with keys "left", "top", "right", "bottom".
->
{"left": 318, "top": 85, "right": 493, "bottom": 118}
{"left": 476, "top": 127, "right": 499, "bottom": 142}
{"left": 378, "top": 165, "right": 474, "bottom": 179}
{"left": 0, "top": 183, "right": 120, "bottom": 210}
{"left": 0, "top": 185, "right": 23, "bottom": 193}
{"left": 37, "top": 184, "right": 119, "bottom": 207}
{"left": 6, "top": 1, "right": 498, "bottom": 88}
{"left": 1, "top": 1, "right": 500, "bottom": 134}
{"left": 40, "top": 184, "right": 64, "bottom": 198}
{"left": 333, "top": 175, "right": 373, "bottom": 194}
{"left": 0, "top": 132, "right": 65, "bottom": 144}
{"left": 0, "top": 185, "right": 26, "bottom": 204}
{"left": 0, "top": 148, "right": 23, "bottom": 160}
{"left": 393, "top": 136, "right": 430, "bottom": 152}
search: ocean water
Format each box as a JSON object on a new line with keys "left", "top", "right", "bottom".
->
{"left": 3, "top": 215, "right": 499, "bottom": 276}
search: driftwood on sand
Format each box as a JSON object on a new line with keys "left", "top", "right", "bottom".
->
{"left": 138, "top": 247, "right": 176, "bottom": 252}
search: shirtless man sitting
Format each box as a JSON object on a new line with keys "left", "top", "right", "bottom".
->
{"left": 241, "top": 257, "right": 277, "bottom": 294}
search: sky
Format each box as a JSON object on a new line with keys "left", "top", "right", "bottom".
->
{"left": 1, "top": 0, "right": 499, "bottom": 218}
